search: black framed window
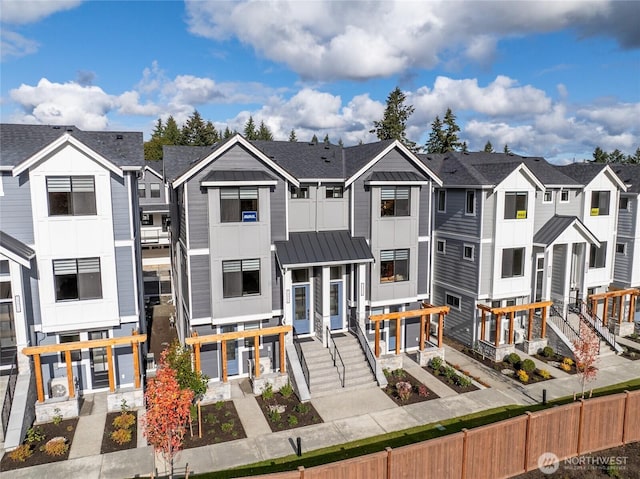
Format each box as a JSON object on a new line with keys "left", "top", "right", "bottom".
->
{"left": 220, "top": 187, "right": 258, "bottom": 222}
{"left": 60, "top": 334, "right": 82, "bottom": 362}
{"left": 47, "top": 176, "right": 96, "bottom": 216}
{"left": 53, "top": 258, "right": 102, "bottom": 301}
{"left": 325, "top": 186, "right": 343, "bottom": 198}
{"left": 465, "top": 190, "right": 476, "bottom": 215}
{"left": 589, "top": 242, "right": 607, "bottom": 268}
{"left": 437, "top": 190, "right": 446, "bottom": 212}
{"left": 504, "top": 192, "right": 527, "bottom": 219}
{"left": 223, "top": 259, "right": 260, "bottom": 297}
{"left": 141, "top": 213, "right": 153, "bottom": 226}
{"left": 561, "top": 190, "right": 570, "bottom": 202}
{"left": 380, "top": 249, "right": 409, "bottom": 283}
{"left": 291, "top": 186, "right": 309, "bottom": 199}
{"left": 590, "top": 191, "right": 610, "bottom": 216}
{"left": 436, "top": 240, "right": 445, "bottom": 253}
{"left": 138, "top": 184, "right": 146, "bottom": 198}
{"left": 380, "top": 187, "right": 410, "bottom": 217}
{"left": 445, "top": 293, "right": 461, "bottom": 310}
{"left": 619, "top": 197, "right": 629, "bottom": 210}
{"left": 501, "top": 248, "right": 525, "bottom": 278}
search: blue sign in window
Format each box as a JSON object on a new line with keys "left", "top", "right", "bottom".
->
{"left": 242, "top": 211, "right": 258, "bottom": 222}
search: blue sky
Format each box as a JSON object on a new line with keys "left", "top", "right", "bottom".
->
{"left": 1, "top": 0, "right": 638, "bottom": 163}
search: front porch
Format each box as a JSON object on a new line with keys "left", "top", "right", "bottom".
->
{"left": 589, "top": 288, "right": 640, "bottom": 336}
{"left": 476, "top": 301, "right": 551, "bottom": 361}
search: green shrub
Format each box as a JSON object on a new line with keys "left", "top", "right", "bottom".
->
{"left": 26, "top": 426, "right": 45, "bottom": 443}
{"left": 41, "top": 437, "right": 68, "bottom": 456}
{"left": 261, "top": 383, "right": 275, "bottom": 401}
{"left": 214, "top": 400, "right": 225, "bottom": 410}
{"left": 280, "top": 382, "right": 294, "bottom": 398}
{"left": 294, "top": 403, "right": 310, "bottom": 414}
{"left": 112, "top": 412, "right": 136, "bottom": 430}
{"left": 521, "top": 359, "right": 536, "bottom": 373}
{"left": 429, "top": 357, "right": 443, "bottom": 371}
{"left": 443, "top": 366, "right": 457, "bottom": 380}
{"left": 221, "top": 421, "right": 234, "bottom": 433}
{"left": 165, "top": 340, "right": 209, "bottom": 397}
{"left": 52, "top": 408, "right": 63, "bottom": 425}
{"left": 392, "top": 369, "right": 406, "bottom": 379}
{"left": 268, "top": 409, "right": 281, "bottom": 423}
{"left": 204, "top": 413, "right": 218, "bottom": 425}
{"left": 287, "top": 415, "right": 298, "bottom": 427}
{"left": 456, "top": 375, "right": 472, "bottom": 388}
{"left": 542, "top": 346, "right": 554, "bottom": 358}
{"left": 111, "top": 428, "right": 132, "bottom": 445}
{"left": 506, "top": 353, "right": 521, "bottom": 365}
{"left": 8, "top": 444, "right": 33, "bottom": 462}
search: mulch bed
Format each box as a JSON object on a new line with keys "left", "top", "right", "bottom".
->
{"left": 101, "top": 411, "right": 138, "bottom": 454}
{"left": 624, "top": 333, "right": 640, "bottom": 345}
{"left": 534, "top": 353, "right": 578, "bottom": 374}
{"left": 181, "top": 400, "right": 247, "bottom": 449}
{"left": 0, "top": 418, "right": 78, "bottom": 471}
{"left": 620, "top": 343, "right": 640, "bottom": 361}
{"left": 256, "top": 391, "right": 323, "bottom": 432}
{"left": 423, "top": 364, "right": 480, "bottom": 393}
{"left": 383, "top": 369, "right": 439, "bottom": 405}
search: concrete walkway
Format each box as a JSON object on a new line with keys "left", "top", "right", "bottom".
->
{"left": 2, "top": 350, "right": 639, "bottom": 479}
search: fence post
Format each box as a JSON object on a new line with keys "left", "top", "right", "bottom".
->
{"left": 297, "top": 465, "right": 304, "bottom": 479}
{"left": 576, "top": 399, "right": 585, "bottom": 454}
{"left": 524, "top": 412, "right": 532, "bottom": 471}
{"left": 622, "top": 390, "right": 630, "bottom": 444}
{"left": 386, "top": 447, "right": 392, "bottom": 479}
{"left": 461, "top": 428, "right": 468, "bottom": 479}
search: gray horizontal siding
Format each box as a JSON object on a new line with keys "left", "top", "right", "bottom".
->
{"left": 111, "top": 173, "right": 131, "bottom": 241}
{"left": 479, "top": 242, "right": 494, "bottom": 296}
{"left": 369, "top": 149, "right": 417, "bottom": 172}
{"left": 417, "top": 241, "right": 429, "bottom": 296}
{"left": 551, "top": 244, "right": 566, "bottom": 300}
{"left": 434, "top": 285, "right": 474, "bottom": 346}
{"left": 270, "top": 181, "right": 286, "bottom": 241}
{"left": 482, "top": 190, "right": 496, "bottom": 240}
{"left": 0, "top": 172, "right": 34, "bottom": 244}
{"left": 178, "top": 186, "right": 187, "bottom": 245}
{"left": 272, "top": 252, "right": 282, "bottom": 310}
{"left": 187, "top": 179, "right": 209, "bottom": 249}
{"left": 433, "top": 238, "right": 479, "bottom": 292}
{"left": 190, "top": 254, "right": 211, "bottom": 319}
{"left": 418, "top": 185, "right": 431, "bottom": 237}
{"left": 617, "top": 206, "right": 634, "bottom": 236}
{"left": 115, "top": 246, "right": 136, "bottom": 316}
{"left": 353, "top": 178, "right": 370, "bottom": 238}
{"left": 434, "top": 189, "right": 480, "bottom": 236}
{"left": 614, "top": 241, "right": 632, "bottom": 284}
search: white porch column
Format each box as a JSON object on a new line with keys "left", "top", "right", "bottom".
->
{"left": 283, "top": 269, "right": 293, "bottom": 344}
{"left": 543, "top": 248, "right": 553, "bottom": 303}
{"left": 321, "top": 266, "right": 330, "bottom": 346}
{"left": 563, "top": 244, "right": 572, "bottom": 318}
{"left": 9, "top": 261, "right": 31, "bottom": 372}
{"left": 357, "top": 263, "right": 367, "bottom": 326}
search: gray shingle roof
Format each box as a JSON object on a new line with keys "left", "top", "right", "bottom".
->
{"left": 200, "top": 170, "right": 277, "bottom": 183}
{"left": 145, "top": 159, "right": 163, "bottom": 177}
{"left": 251, "top": 140, "right": 344, "bottom": 179}
{"left": 610, "top": 164, "right": 640, "bottom": 194}
{"left": 367, "top": 171, "right": 428, "bottom": 183}
{"left": 533, "top": 215, "right": 597, "bottom": 246}
{"left": 163, "top": 145, "right": 212, "bottom": 181}
{"left": 556, "top": 163, "right": 606, "bottom": 185}
{"left": 0, "top": 124, "right": 143, "bottom": 168}
{"left": 343, "top": 140, "right": 395, "bottom": 178}
{"left": 0, "top": 230, "right": 35, "bottom": 264}
{"left": 275, "top": 230, "right": 373, "bottom": 268}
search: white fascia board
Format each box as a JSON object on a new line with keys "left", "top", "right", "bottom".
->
{"left": 144, "top": 165, "right": 163, "bottom": 179}
{"left": 0, "top": 247, "right": 34, "bottom": 268}
{"left": 297, "top": 178, "right": 344, "bottom": 184}
{"left": 280, "top": 258, "right": 374, "bottom": 269}
{"left": 172, "top": 134, "right": 299, "bottom": 188}
{"left": 13, "top": 133, "right": 123, "bottom": 178}
{"left": 366, "top": 180, "right": 430, "bottom": 186}
{"left": 200, "top": 180, "right": 278, "bottom": 187}
{"left": 345, "top": 140, "right": 443, "bottom": 188}
{"left": 491, "top": 163, "right": 544, "bottom": 194}
{"left": 602, "top": 165, "right": 628, "bottom": 192}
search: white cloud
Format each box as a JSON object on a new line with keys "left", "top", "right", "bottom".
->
{"left": 184, "top": 0, "right": 634, "bottom": 81}
{"left": 0, "top": 30, "right": 38, "bottom": 60}
{"left": 0, "top": 0, "right": 82, "bottom": 24}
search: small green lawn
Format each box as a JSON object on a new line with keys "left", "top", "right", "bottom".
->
{"left": 190, "top": 378, "right": 640, "bottom": 479}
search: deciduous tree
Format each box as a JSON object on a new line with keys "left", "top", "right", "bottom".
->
{"left": 572, "top": 322, "right": 599, "bottom": 399}
{"left": 143, "top": 351, "right": 194, "bottom": 479}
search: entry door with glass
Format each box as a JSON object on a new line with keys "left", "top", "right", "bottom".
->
{"left": 89, "top": 330, "right": 110, "bottom": 389}
{"left": 220, "top": 325, "right": 239, "bottom": 376}
{"left": 329, "top": 266, "right": 343, "bottom": 330}
{"left": 292, "top": 269, "right": 311, "bottom": 334}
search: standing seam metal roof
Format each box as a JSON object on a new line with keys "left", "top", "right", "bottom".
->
{"left": 274, "top": 230, "right": 374, "bottom": 267}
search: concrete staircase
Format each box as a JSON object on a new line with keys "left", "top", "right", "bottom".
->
{"left": 297, "top": 333, "right": 376, "bottom": 397}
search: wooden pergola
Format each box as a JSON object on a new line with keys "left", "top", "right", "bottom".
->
{"left": 589, "top": 288, "right": 639, "bottom": 326}
{"left": 368, "top": 303, "right": 449, "bottom": 358}
{"left": 22, "top": 332, "right": 146, "bottom": 403}
{"left": 477, "top": 301, "right": 552, "bottom": 347}
{"left": 185, "top": 325, "right": 291, "bottom": 383}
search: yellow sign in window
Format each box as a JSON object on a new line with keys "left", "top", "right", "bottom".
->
{"left": 516, "top": 210, "right": 527, "bottom": 219}
{"left": 591, "top": 208, "right": 599, "bottom": 216}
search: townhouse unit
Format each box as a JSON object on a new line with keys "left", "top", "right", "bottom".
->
{"left": 0, "top": 124, "right": 145, "bottom": 398}
{"left": 139, "top": 160, "right": 171, "bottom": 300}
{"left": 421, "top": 152, "right": 626, "bottom": 359}
{"left": 163, "top": 135, "right": 442, "bottom": 391}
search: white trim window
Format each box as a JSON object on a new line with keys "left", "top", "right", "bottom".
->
{"left": 59, "top": 333, "right": 82, "bottom": 362}
{"left": 504, "top": 192, "right": 527, "bottom": 219}
{"left": 465, "top": 190, "right": 476, "bottom": 215}
{"left": 445, "top": 293, "right": 461, "bottom": 311}
{"left": 436, "top": 240, "right": 446, "bottom": 254}
{"left": 619, "top": 197, "right": 629, "bottom": 211}
{"left": 589, "top": 242, "right": 607, "bottom": 268}
{"left": 53, "top": 258, "right": 102, "bottom": 301}
{"left": 222, "top": 259, "right": 261, "bottom": 297}
{"left": 380, "top": 187, "right": 410, "bottom": 217}
{"left": 380, "top": 249, "right": 409, "bottom": 283}
{"left": 560, "top": 190, "right": 570, "bottom": 203}
{"left": 501, "top": 248, "right": 525, "bottom": 278}
{"left": 221, "top": 187, "right": 259, "bottom": 222}
{"left": 138, "top": 184, "right": 146, "bottom": 198}
{"left": 590, "top": 191, "right": 610, "bottom": 216}
{"left": 47, "top": 176, "right": 96, "bottom": 216}
{"left": 325, "top": 186, "right": 343, "bottom": 199}
{"left": 463, "top": 244, "right": 475, "bottom": 261}
{"left": 543, "top": 191, "right": 553, "bottom": 203}
{"left": 615, "top": 243, "right": 626, "bottom": 255}
{"left": 291, "top": 186, "right": 309, "bottom": 199}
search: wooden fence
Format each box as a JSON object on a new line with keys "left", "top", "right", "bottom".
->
{"left": 251, "top": 390, "right": 639, "bottom": 479}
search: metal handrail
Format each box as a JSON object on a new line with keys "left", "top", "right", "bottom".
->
{"left": 292, "top": 327, "right": 310, "bottom": 388}
{"left": 550, "top": 303, "right": 581, "bottom": 345}
{"left": 351, "top": 321, "right": 377, "bottom": 378}
{"left": 326, "top": 327, "right": 345, "bottom": 387}
{"left": 571, "top": 299, "right": 622, "bottom": 353}
{"left": 1, "top": 352, "right": 18, "bottom": 435}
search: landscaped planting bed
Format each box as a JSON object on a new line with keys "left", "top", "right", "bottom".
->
{"left": 534, "top": 345, "right": 578, "bottom": 374}
{"left": 101, "top": 409, "right": 138, "bottom": 454}
{"left": 423, "top": 357, "right": 480, "bottom": 393}
{"left": 181, "top": 400, "right": 247, "bottom": 449}
{"left": 620, "top": 343, "right": 640, "bottom": 361}
{"left": 0, "top": 418, "right": 78, "bottom": 471}
{"left": 624, "top": 332, "right": 640, "bottom": 345}
{"left": 383, "top": 369, "right": 439, "bottom": 405}
{"left": 256, "top": 383, "right": 323, "bottom": 432}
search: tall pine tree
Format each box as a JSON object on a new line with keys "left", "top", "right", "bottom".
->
{"left": 442, "top": 108, "right": 462, "bottom": 152}
{"left": 288, "top": 129, "right": 297, "bottom": 142}
{"left": 256, "top": 121, "right": 274, "bottom": 141}
{"left": 425, "top": 115, "right": 445, "bottom": 154}
{"left": 243, "top": 116, "right": 258, "bottom": 140}
{"left": 370, "top": 86, "right": 416, "bottom": 151}
{"left": 484, "top": 141, "right": 494, "bottom": 153}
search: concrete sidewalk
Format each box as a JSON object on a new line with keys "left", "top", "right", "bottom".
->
{"left": 2, "top": 351, "right": 638, "bottom": 479}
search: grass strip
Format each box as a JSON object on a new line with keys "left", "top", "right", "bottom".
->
{"left": 191, "top": 378, "right": 640, "bottom": 478}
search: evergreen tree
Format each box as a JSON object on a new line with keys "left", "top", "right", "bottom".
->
{"left": 323, "top": 133, "right": 330, "bottom": 144}
{"left": 425, "top": 115, "right": 445, "bottom": 154}
{"left": 181, "top": 110, "right": 209, "bottom": 145}
{"left": 164, "top": 116, "right": 181, "bottom": 145}
{"left": 288, "top": 129, "right": 297, "bottom": 142}
{"left": 484, "top": 141, "right": 494, "bottom": 153}
{"left": 370, "top": 86, "right": 416, "bottom": 151}
{"left": 338, "top": 138, "right": 344, "bottom": 147}
{"left": 461, "top": 141, "right": 468, "bottom": 153}
{"left": 243, "top": 115, "right": 257, "bottom": 140}
{"left": 608, "top": 149, "right": 626, "bottom": 163}
{"left": 203, "top": 121, "right": 219, "bottom": 145}
{"left": 311, "top": 134, "right": 318, "bottom": 144}
{"left": 629, "top": 147, "right": 640, "bottom": 164}
{"left": 256, "top": 121, "right": 274, "bottom": 141}
{"left": 592, "top": 146, "right": 608, "bottom": 163}
{"left": 442, "top": 108, "right": 462, "bottom": 152}
{"left": 144, "top": 118, "right": 165, "bottom": 160}
{"left": 503, "top": 144, "right": 512, "bottom": 154}
{"left": 223, "top": 126, "right": 234, "bottom": 139}
{"left": 151, "top": 118, "right": 164, "bottom": 139}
